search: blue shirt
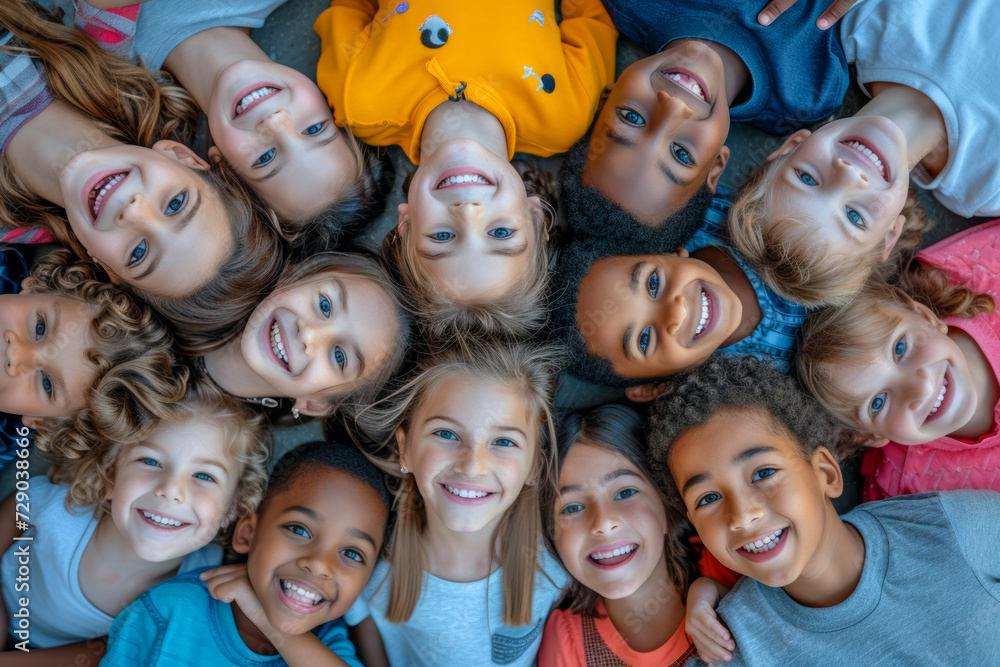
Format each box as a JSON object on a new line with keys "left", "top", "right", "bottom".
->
{"left": 683, "top": 191, "right": 810, "bottom": 373}
{"left": 102, "top": 569, "right": 363, "bottom": 667}
{"left": 602, "top": 0, "right": 849, "bottom": 134}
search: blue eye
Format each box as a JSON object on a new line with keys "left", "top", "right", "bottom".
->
{"left": 671, "top": 143, "right": 695, "bottom": 166}
{"left": 34, "top": 316, "right": 45, "bottom": 340}
{"left": 493, "top": 438, "right": 515, "bottom": 447}
{"left": 286, "top": 524, "right": 310, "bottom": 538}
{"left": 751, "top": 468, "right": 776, "bottom": 482}
{"left": 616, "top": 107, "right": 645, "bottom": 126}
{"left": 846, "top": 208, "right": 865, "bottom": 229}
{"left": 696, "top": 492, "right": 720, "bottom": 507}
{"left": 796, "top": 170, "right": 818, "bottom": 186}
{"left": 488, "top": 227, "right": 513, "bottom": 239}
{"left": 614, "top": 488, "right": 637, "bottom": 500}
{"left": 40, "top": 372, "right": 52, "bottom": 398}
{"left": 334, "top": 347, "right": 346, "bottom": 370}
{"left": 141, "top": 457, "right": 159, "bottom": 467}
{"left": 639, "top": 326, "right": 650, "bottom": 354}
{"left": 433, "top": 429, "right": 457, "bottom": 440}
{"left": 319, "top": 295, "right": 331, "bottom": 316}
{"left": 342, "top": 548, "right": 364, "bottom": 563}
{"left": 128, "top": 240, "right": 147, "bottom": 267}
{"left": 647, "top": 271, "right": 659, "bottom": 298}
{"left": 165, "top": 192, "right": 187, "bottom": 215}
{"left": 561, "top": 503, "right": 583, "bottom": 515}
{"left": 430, "top": 231, "right": 455, "bottom": 242}
{"left": 193, "top": 472, "right": 215, "bottom": 482}
{"left": 254, "top": 148, "right": 276, "bottom": 167}
{"left": 870, "top": 393, "right": 886, "bottom": 415}
{"left": 893, "top": 338, "right": 906, "bottom": 358}
{"left": 303, "top": 122, "right": 326, "bottom": 136}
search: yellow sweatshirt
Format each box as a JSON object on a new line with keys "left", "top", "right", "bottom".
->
{"left": 314, "top": 0, "right": 617, "bottom": 163}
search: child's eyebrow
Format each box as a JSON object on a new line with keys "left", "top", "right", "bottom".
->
{"left": 606, "top": 129, "right": 692, "bottom": 187}
{"left": 559, "top": 468, "right": 642, "bottom": 495}
{"left": 350, "top": 527, "right": 378, "bottom": 550}
{"left": 284, "top": 505, "right": 320, "bottom": 520}
{"left": 680, "top": 445, "right": 779, "bottom": 495}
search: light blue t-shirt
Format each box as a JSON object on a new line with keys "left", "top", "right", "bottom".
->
{"left": 345, "top": 548, "right": 569, "bottom": 666}
{"left": 686, "top": 491, "right": 1000, "bottom": 666}
{"left": 102, "top": 569, "right": 363, "bottom": 667}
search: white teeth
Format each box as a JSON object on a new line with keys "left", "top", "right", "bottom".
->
{"left": 590, "top": 544, "right": 636, "bottom": 561}
{"left": 236, "top": 86, "right": 279, "bottom": 115}
{"left": 844, "top": 141, "right": 885, "bottom": 177}
{"left": 930, "top": 378, "right": 948, "bottom": 415}
{"left": 437, "top": 174, "right": 491, "bottom": 188}
{"left": 142, "top": 511, "right": 184, "bottom": 528}
{"left": 665, "top": 72, "right": 706, "bottom": 102}
{"left": 91, "top": 173, "right": 125, "bottom": 218}
{"left": 740, "top": 529, "right": 784, "bottom": 554}
{"left": 694, "top": 290, "right": 709, "bottom": 337}
{"left": 444, "top": 484, "right": 490, "bottom": 499}
{"left": 281, "top": 580, "right": 324, "bottom": 606}
{"left": 270, "top": 321, "right": 288, "bottom": 366}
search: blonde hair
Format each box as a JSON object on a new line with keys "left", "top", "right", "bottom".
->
{"left": 381, "top": 161, "right": 557, "bottom": 345}
{"left": 358, "top": 340, "right": 562, "bottom": 625}
{"left": 727, "top": 155, "right": 929, "bottom": 307}
{"left": 41, "top": 378, "right": 271, "bottom": 532}
{"left": 797, "top": 274, "right": 995, "bottom": 444}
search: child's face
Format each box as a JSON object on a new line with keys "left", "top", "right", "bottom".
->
{"left": 110, "top": 415, "right": 241, "bottom": 562}
{"left": 207, "top": 60, "right": 359, "bottom": 222}
{"left": 59, "top": 141, "right": 232, "bottom": 298}
{"left": 553, "top": 442, "right": 668, "bottom": 601}
{"left": 669, "top": 408, "right": 838, "bottom": 589}
{"left": 234, "top": 467, "right": 387, "bottom": 636}
{"left": 242, "top": 270, "right": 400, "bottom": 415}
{"left": 582, "top": 42, "right": 731, "bottom": 225}
{"left": 765, "top": 116, "right": 910, "bottom": 260}
{"left": 398, "top": 372, "right": 538, "bottom": 536}
{"left": 824, "top": 303, "right": 976, "bottom": 445}
{"left": 399, "top": 138, "right": 543, "bottom": 303}
{"left": 576, "top": 251, "right": 741, "bottom": 378}
{"left": 0, "top": 292, "right": 95, "bottom": 420}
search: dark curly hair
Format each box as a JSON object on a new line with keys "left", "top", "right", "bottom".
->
{"left": 558, "top": 136, "right": 713, "bottom": 257}
{"left": 646, "top": 356, "right": 843, "bottom": 501}
{"left": 543, "top": 404, "right": 700, "bottom": 615}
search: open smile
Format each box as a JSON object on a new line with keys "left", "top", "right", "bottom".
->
{"left": 84, "top": 170, "right": 130, "bottom": 224}
{"left": 267, "top": 316, "right": 291, "bottom": 371}
{"left": 922, "top": 368, "right": 954, "bottom": 426}
{"left": 588, "top": 542, "right": 639, "bottom": 569}
{"left": 840, "top": 137, "right": 891, "bottom": 183}
{"left": 737, "top": 527, "right": 788, "bottom": 563}
{"left": 278, "top": 577, "right": 329, "bottom": 614}
{"left": 662, "top": 68, "right": 710, "bottom": 104}
{"left": 233, "top": 83, "right": 283, "bottom": 119}
{"left": 435, "top": 168, "right": 494, "bottom": 190}
{"left": 137, "top": 508, "right": 188, "bottom": 530}
{"left": 441, "top": 482, "right": 495, "bottom": 505}
{"left": 690, "top": 285, "right": 716, "bottom": 344}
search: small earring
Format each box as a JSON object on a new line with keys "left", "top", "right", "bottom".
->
{"left": 400, "top": 466, "right": 408, "bottom": 475}
{"left": 291, "top": 407, "right": 300, "bottom": 420}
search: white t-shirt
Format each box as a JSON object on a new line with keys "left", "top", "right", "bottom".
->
{"left": 345, "top": 547, "right": 569, "bottom": 667}
{"left": 840, "top": 0, "right": 1000, "bottom": 218}
{"left": 1, "top": 477, "right": 221, "bottom": 648}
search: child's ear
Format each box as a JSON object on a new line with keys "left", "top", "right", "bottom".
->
{"left": 89, "top": 256, "right": 123, "bottom": 285}
{"left": 19, "top": 416, "right": 40, "bottom": 430}
{"left": 880, "top": 213, "right": 906, "bottom": 262}
{"left": 232, "top": 510, "right": 258, "bottom": 555}
{"left": 868, "top": 436, "right": 890, "bottom": 448}
{"left": 396, "top": 203, "right": 409, "bottom": 238}
{"left": 673, "top": 247, "right": 690, "bottom": 259}
{"left": 811, "top": 446, "right": 844, "bottom": 499}
{"left": 291, "top": 398, "right": 334, "bottom": 418}
{"left": 19, "top": 276, "right": 35, "bottom": 293}
{"left": 206, "top": 146, "right": 225, "bottom": 164}
{"left": 596, "top": 83, "right": 614, "bottom": 114}
{"left": 624, "top": 382, "right": 667, "bottom": 403}
{"left": 151, "top": 140, "right": 211, "bottom": 171}
{"left": 706, "top": 145, "right": 730, "bottom": 194}
{"left": 395, "top": 426, "right": 408, "bottom": 469}
{"left": 767, "top": 129, "right": 812, "bottom": 161}
{"left": 911, "top": 302, "right": 949, "bottom": 334}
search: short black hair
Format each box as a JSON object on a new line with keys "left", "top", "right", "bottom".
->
{"left": 558, "top": 136, "right": 714, "bottom": 256}
{"left": 646, "top": 356, "right": 841, "bottom": 499}
{"left": 267, "top": 441, "right": 393, "bottom": 512}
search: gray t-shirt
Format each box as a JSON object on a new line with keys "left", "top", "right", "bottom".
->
{"left": 686, "top": 491, "right": 1000, "bottom": 666}
{"left": 345, "top": 548, "right": 569, "bottom": 666}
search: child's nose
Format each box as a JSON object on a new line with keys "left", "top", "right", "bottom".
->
{"left": 256, "top": 109, "right": 290, "bottom": 135}
{"left": 832, "top": 157, "right": 870, "bottom": 188}
{"left": 155, "top": 473, "right": 187, "bottom": 503}
{"left": 653, "top": 90, "right": 696, "bottom": 137}
{"left": 454, "top": 443, "right": 488, "bottom": 478}
{"left": 589, "top": 501, "right": 620, "bottom": 535}
{"left": 726, "top": 490, "right": 765, "bottom": 531}
{"left": 4, "top": 334, "right": 38, "bottom": 376}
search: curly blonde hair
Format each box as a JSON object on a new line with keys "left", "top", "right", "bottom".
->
{"left": 357, "top": 340, "right": 563, "bottom": 626}
{"left": 726, "top": 155, "right": 929, "bottom": 307}
{"left": 41, "top": 378, "right": 271, "bottom": 533}
{"left": 381, "top": 161, "right": 557, "bottom": 345}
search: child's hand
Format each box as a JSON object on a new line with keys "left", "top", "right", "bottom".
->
{"left": 757, "top": 0, "right": 859, "bottom": 30}
{"left": 201, "top": 565, "right": 282, "bottom": 638}
{"left": 686, "top": 577, "right": 735, "bottom": 663}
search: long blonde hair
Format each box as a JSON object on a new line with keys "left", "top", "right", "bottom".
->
{"left": 359, "top": 340, "right": 562, "bottom": 625}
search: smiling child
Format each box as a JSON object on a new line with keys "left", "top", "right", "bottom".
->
{"left": 647, "top": 356, "right": 1000, "bottom": 665}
